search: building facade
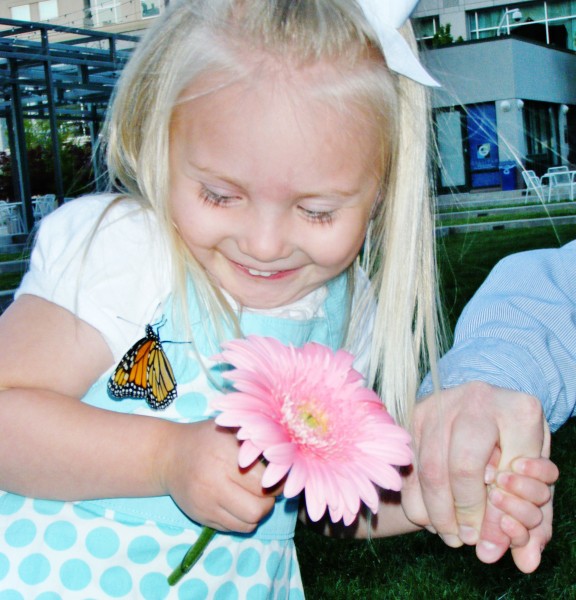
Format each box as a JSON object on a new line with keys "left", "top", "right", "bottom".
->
{"left": 413, "top": 0, "right": 576, "bottom": 192}
{"left": 0, "top": 0, "right": 167, "bottom": 34}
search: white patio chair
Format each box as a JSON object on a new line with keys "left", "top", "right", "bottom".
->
{"left": 0, "top": 202, "right": 8, "bottom": 235}
{"left": 547, "top": 166, "right": 569, "bottom": 174}
{"left": 33, "top": 194, "right": 57, "bottom": 222}
{"left": 541, "top": 167, "right": 574, "bottom": 202}
{"left": 0, "top": 202, "right": 25, "bottom": 234}
{"left": 521, "top": 169, "right": 546, "bottom": 203}
{"left": 8, "top": 212, "right": 25, "bottom": 234}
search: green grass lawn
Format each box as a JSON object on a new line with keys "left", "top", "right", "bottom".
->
{"left": 297, "top": 223, "right": 576, "bottom": 599}
{"left": 439, "top": 207, "right": 576, "bottom": 226}
{"left": 0, "top": 251, "right": 28, "bottom": 300}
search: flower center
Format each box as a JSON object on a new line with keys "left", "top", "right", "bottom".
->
{"left": 298, "top": 403, "right": 329, "bottom": 433}
{"left": 281, "top": 392, "right": 333, "bottom": 451}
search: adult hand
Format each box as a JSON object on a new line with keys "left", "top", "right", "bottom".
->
{"left": 403, "top": 381, "right": 553, "bottom": 571}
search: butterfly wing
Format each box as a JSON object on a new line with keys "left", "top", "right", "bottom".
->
{"left": 107, "top": 325, "right": 178, "bottom": 410}
{"left": 107, "top": 338, "right": 152, "bottom": 400}
{"left": 145, "top": 343, "right": 178, "bottom": 410}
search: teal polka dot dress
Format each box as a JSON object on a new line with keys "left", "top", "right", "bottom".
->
{"left": 0, "top": 275, "right": 349, "bottom": 598}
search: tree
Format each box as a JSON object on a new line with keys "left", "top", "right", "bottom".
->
{"left": 0, "top": 118, "right": 95, "bottom": 200}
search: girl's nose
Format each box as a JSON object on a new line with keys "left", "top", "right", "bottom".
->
{"left": 238, "top": 214, "right": 292, "bottom": 263}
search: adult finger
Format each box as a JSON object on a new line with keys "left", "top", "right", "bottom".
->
{"left": 400, "top": 464, "right": 436, "bottom": 532}
{"left": 495, "top": 394, "right": 546, "bottom": 470}
{"left": 412, "top": 394, "right": 462, "bottom": 546}
{"left": 475, "top": 499, "right": 511, "bottom": 563}
{"left": 447, "top": 402, "right": 501, "bottom": 545}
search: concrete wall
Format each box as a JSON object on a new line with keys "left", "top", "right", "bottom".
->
{"left": 423, "top": 38, "right": 576, "bottom": 108}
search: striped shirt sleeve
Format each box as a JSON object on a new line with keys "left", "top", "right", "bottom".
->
{"left": 419, "top": 241, "right": 576, "bottom": 432}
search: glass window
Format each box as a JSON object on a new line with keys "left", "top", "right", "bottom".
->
{"left": 547, "top": 0, "right": 576, "bottom": 48}
{"left": 519, "top": 4, "right": 546, "bottom": 22}
{"left": 414, "top": 16, "right": 440, "bottom": 48}
{"left": 414, "top": 16, "right": 439, "bottom": 41}
{"left": 10, "top": 4, "right": 31, "bottom": 20}
{"left": 91, "top": 0, "right": 119, "bottom": 25}
{"left": 525, "top": 101, "right": 560, "bottom": 172}
{"left": 39, "top": 0, "right": 58, "bottom": 21}
{"left": 468, "top": 2, "right": 576, "bottom": 49}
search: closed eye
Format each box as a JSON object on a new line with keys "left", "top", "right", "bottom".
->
{"left": 200, "top": 185, "right": 237, "bottom": 207}
{"left": 299, "top": 206, "right": 335, "bottom": 225}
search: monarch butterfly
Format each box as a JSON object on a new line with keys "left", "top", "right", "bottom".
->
{"left": 107, "top": 324, "right": 177, "bottom": 410}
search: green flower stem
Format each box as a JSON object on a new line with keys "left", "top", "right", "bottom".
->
{"left": 167, "top": 526, "right": 217, "bottom": 586}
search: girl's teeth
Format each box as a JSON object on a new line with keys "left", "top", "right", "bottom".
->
{"left": 247, "top": 268, "right": 278, "bottom": 277}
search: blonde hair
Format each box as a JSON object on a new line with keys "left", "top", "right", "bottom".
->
{"left": 103, "top": 0, "right": 443, "bottom": 426}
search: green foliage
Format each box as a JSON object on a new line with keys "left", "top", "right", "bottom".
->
{"left": 432, "top": 23, "right": 454, "bottom": 48}
{"left": 0, "top": 271, "right": 25, "bottom": 290}
{"left": 0, "top": 251, "right": 28, "bottom": 261}
{"left": 0, "top": 119, "right": 95, "bottom": 199}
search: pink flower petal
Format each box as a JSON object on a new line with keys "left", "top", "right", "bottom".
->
{"left": 283, "top": 462, "right": 308, "bottom": 498}
{"left": 237, "top": 440, "right": 262, "bottom": 468}
{"left": 304, "top": 472, "right": 327, "bottom": 522}
{"left": 212, "top": 335, "right": 413, "bottom": 525}
{"left": 261, "top": 462, "right": 291, "bottom": 489}
{"left": 263, "top": 442, "right": 297, "bottom": 464}
{"left": 341, "top": 506, "right": 359, "bottom": 526}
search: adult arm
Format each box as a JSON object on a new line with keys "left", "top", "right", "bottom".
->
{"left": 409, "top": 242, "right": 576, "bottom": 570}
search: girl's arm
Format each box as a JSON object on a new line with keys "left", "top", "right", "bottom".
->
{"left": 300, "top": 495, "right": 422, "bottom": 539}
{"left": 0, "top": 294, "right": 114, "bottom": 396}
{"left": 0, "top": 294, "right": 276, "bottom": 533}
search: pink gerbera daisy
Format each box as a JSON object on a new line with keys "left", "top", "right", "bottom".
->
{"left": 212, "top": 336, "right": 413, "bottom": 526}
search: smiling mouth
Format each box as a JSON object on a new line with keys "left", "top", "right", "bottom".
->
{"left": 246, "top": 268, "right": 280, "bottom": 277}
{"left": 231, "top": 260, "right": 293, "bottom": 280}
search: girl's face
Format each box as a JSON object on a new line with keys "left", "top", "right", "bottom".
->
{"left": 169, "top": 65, "right": 382, "bottom": 309}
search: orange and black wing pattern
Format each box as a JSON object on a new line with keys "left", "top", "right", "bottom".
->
{"left": 107, "top": 324, "right": 177, "bottom": 410}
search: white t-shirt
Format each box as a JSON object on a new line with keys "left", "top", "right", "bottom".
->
{"left": 17, "top": 194, "right": 172, "bottom": 361}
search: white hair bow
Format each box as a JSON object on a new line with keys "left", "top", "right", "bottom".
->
{"left": 356, "top": 0, "right": 439, "bottom": 86}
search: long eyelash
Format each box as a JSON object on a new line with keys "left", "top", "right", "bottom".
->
{"left": 199, "top": 186, "right": 230, "bottom": 207}
{"left": 303, "top": 209, "right": 335, "bottom": 225}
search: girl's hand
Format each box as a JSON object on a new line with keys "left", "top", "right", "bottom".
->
{"left": 485, "top": 456, "right": 558, "bottom": 573}
{"left": 161, "top": 419, "right": 279, "bottom": 533}
{"left": 488, "top": 457, "right": 557, "bottom": 536}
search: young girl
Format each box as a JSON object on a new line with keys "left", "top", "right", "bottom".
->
{"left": 0, "top": 0, "right": 554, "bottom": 597}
